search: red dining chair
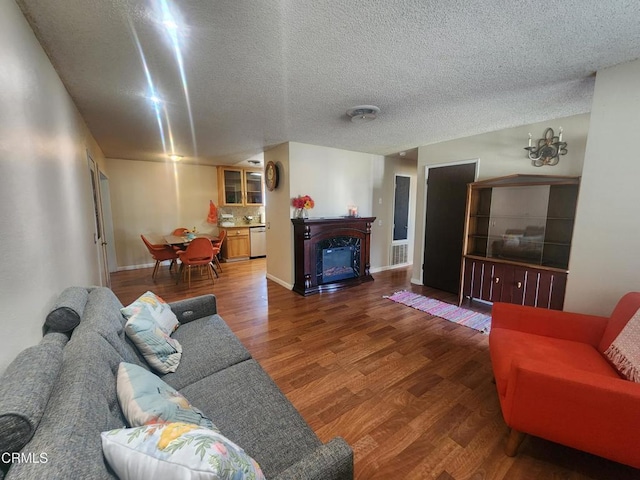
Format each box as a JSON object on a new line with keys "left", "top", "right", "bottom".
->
{"left": 172, "top": 227, "right": 190, "bottom": 236}
{"left": 140, "top": 235, "right": 179, "bottom": 279}
{"left": 176, "top": 237, "right": 216, "bottom": 288}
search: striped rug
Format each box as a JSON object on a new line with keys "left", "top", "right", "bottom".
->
{"left": 385, "top": 290, "right": 491, "bottom": 334}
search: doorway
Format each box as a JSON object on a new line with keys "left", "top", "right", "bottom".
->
{"left": 423, "top": 161, "right": 477, "bottom": 293}
{"left": 87, "top": 153, "right": 111, "bottom": 287}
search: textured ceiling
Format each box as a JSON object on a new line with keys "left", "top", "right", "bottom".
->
{"left": 16, "top": 1, "right": 640, "bottom": 166}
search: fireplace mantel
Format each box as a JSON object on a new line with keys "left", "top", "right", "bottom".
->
{"left": 291, "top": 216, "right": 376, "bottom": 296}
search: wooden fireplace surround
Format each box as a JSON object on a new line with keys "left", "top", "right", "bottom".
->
{"left": 291, "top": 216, "right": 376, "bottom": 296}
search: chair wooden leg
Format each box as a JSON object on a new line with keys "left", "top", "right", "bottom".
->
{"left": 176, "top": 263, "right": 184, "bottom": 285}
{"left": 210, "top": 261, "right": 219, "bottom": 278}
{"left": 207, "top": 264, "right": 215, "bottom": 286}
{"left": 187, "top": 266, "right": 192, "bottom": 288}
{"left": 505, "top": 429, "right": 525, "bottom": 457}
{"left": 152, "top": 260, "right": 160, "bottom": 279}
{"left": 214, "top": 256, "right": 222, "bottom": 272}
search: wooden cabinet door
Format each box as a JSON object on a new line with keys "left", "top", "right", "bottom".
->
{"left": 462, "top": 258, "right": 508, "bottom": 303}
{"left": 224, "top": 231, "right": 250, "bottom": 259}
{"left": 510, "top": 266, "right": 567, "bottom": 310}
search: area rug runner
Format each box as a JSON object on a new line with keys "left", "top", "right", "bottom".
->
{"left": 385, "top": 290, "right": 491, "bottom": 334}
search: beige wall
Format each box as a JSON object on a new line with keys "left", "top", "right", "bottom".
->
{"left": 413, "top": 113, "right": 590, "bottom": 284}
{"left": 106, "top": 159, "right": 219, "bottom": 268}
{"left": 0, "top": 0, "right": 107, "bottom": 372}
{"left": 265, "top": 142, "right": 411, "bottom": 287}
{"left": 264, "top": 143, "right": 292, "bottom": 287}
{"left": 564, "top": 59, "right": 640, "bottom": 315}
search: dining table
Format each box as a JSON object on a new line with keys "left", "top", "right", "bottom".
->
{"left": 163, "top": 233, "right": 215, "bottom": 247}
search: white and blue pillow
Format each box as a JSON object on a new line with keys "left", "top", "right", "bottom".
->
{"left": 121, "top": 291, "right": 180, "bottom": 335}
{"left": 124, "top": 309, "right": 182, "bottom": 373}
{"left": 117, "top": 362, "right": 215, "bottom": 429}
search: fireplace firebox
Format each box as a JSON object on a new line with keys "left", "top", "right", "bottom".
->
{"left": 321, "top": 246, "right": 356, "bottom": 283}
{"left": 292, "top": 216, "right": 375, "bottom": 296}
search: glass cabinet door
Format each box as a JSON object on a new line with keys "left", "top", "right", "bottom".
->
{"left": 244, "top": 169, "right": 264, "bottom": 205}
{"left": 223, "top": 169, "right": 243, "bottom": 205}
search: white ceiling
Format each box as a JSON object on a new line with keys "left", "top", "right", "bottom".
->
{"left": 16, "top": 1, "right": 640, "bottom": 166}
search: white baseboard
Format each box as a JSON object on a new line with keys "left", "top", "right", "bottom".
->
{"left": 117, "top": 262, "right": 156, "bottom": 271}
{"left": 370, "top": 262, "right": 412, "bottom": 274}
{"left": 265, "top": 273, "right": 293, "bottom": 290}
{"left": 410, "top": 277, "right": 423, "bottom": 285}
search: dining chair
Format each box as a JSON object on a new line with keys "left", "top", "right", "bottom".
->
{"left": 140, "top": 235, "right": 179, "bottom": 279}
{"left": 176, "top": 237, "right": 216, "bottom": 288}
{"left": 172, "top": 227, "right": 190, "bottom": 236}
{"left": 211, "top": 230, "right": 227, "bottom": 274}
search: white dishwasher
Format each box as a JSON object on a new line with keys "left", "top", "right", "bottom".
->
{"left": 249, "top": 226, "right": 267, "bottom": 258}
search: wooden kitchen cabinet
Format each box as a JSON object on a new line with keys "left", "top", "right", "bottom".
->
{"left": 220, "top": 227, "right": 250, "bottom": 261}
{"left": 459, "top": 174, "right": 578, "bottom": 310}
{"left": 217, "top": 167, "right": 264, "bottom": 206}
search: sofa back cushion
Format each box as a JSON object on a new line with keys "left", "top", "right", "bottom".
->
{"left": 599, "top": 292, "right": 640, "bottom": 353}
{"left": 6, "top": 331, "right": 126, "bottom": 480}
{"left": 74, "top": 288, "right": 147, "bottom": 367}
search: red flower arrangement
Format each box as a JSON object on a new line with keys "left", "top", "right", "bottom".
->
{"left": 292, "top": 195, "right": 315, "bottom": 209}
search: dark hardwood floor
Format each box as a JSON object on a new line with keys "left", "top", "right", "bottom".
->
{"left": 110, "top": 259, "right": 639, "bottom": 480}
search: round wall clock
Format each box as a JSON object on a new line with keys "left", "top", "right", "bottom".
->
{"left": 265, "top": 161, "right": 279, "bottom": 191}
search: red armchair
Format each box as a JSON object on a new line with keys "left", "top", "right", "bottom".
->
{"left": 489, "top": 293, "right": 640, "bottom": 469}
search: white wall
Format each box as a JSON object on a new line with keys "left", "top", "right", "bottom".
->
{"left": 0, "top": 0, "right": 106, "bottom": 373}
{"left": 264, "top": 143, "right": 292, "bottom": 288}
{"left": 564, "top": 60, "right": 640, "bottom": 315}
{"left": 265, "top": 142, "right": 407, "bottom": 287}
{"left": 412, "top": 114, "right": 590, "bottom": 284}
{"left": 106, "top": 159, "right": 219, "bottom": 268}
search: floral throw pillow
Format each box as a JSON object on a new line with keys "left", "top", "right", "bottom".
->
{"left": 125, "top": 309, "right": 182, "bottom": 373}
{"left": 117, "top": 362, "right": 216, "bottom": 430}
{"left": 121, "top": 291, "right": 180, "bottom": 335}
{"left": 101, "top": 422, "right": 265, "bottom": 480}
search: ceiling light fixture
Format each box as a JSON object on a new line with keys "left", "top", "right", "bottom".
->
{"left": 346, "top": 105, "right": 380, "bottom": 123}
{"left": 248, "top": 160, "right": 261, "bottom": 166}
{"left": 169, "top": 154, "right": 183, "bottom": 161}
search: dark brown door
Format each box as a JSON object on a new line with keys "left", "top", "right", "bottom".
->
{"left": 423, "top": 163, "right": 476, "bottom": 293}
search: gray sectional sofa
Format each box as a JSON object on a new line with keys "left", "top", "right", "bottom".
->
{"left": 0, "top": 287, "right": 353, "bottom": 479}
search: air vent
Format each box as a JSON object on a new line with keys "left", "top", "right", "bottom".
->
{"left": 391, "top": 243, "right": 408, "bottom": 265}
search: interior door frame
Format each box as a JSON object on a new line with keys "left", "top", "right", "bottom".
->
{"left": 87, "top": 152, "right": 111, "bottom": 287}
{"left": 418, "top": 158, "right": 479, "bottom": 285}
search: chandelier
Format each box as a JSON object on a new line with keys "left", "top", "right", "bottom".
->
{"left": 524, "top": 127, "right": 567, "bottom": 167}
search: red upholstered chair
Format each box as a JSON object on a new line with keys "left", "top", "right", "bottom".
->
{"left": 176, "top": 237, "right": 215, "bottom": 288}
{"left": 489, "top": 293, "right": 640, "bottom": 468}
{"left": 140, "top": 235, "right": 179, "bottom": 279}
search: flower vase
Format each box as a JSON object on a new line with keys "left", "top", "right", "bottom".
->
{"left": 295, "top": 208, "right": 308, "bottom": 219}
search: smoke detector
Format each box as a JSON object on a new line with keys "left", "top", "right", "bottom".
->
{"left": 346, "top": 105, "right": 380, "bottom": 123}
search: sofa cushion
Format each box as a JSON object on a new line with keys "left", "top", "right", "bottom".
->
{"left": 180, "top": 360, "right": 321, "bottom": 479}
{"left": 121, "top": 291, "right": 180, "bottom": 335}
{"left": 117, "top": 362, "right": 215, "bottom": 429}
{"left": 44, "top": 286, "right": 88, "bottom": 333}
{"left": 102, "top": 422, "right": 265, "bottom": 480}
{"left": 74, "top": 287, "right": 147, "bottom": 366}
{"left": 161, "top": 314, "right": 251, "bottom": 391}
{"left": 490, "top": 328, "right": 620, "bottom": 397}
{"left": 0, "top": 335, "right": 65, "bottom": 459}
{"left": 125, "top": 309, "right": 183, "bottom": 374}
{"left": 6, "top": 331, "right": 126, "bottom": 479}
{"left": 604, "top": 308, "right": 640, "bottom": 382}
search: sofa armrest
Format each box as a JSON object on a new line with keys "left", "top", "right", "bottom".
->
{"left": 168, "top": 294, "right": 217, "bottom": 324}
{"left": 491, "top": 302, "right": 608, "bottom": 346}
{"left": 503, "top": 358, "right": 640, "bottom": 468}
{"left": 273, "top": 437, "right": 353, "bottom": 480}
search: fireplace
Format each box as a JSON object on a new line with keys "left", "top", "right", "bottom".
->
{"left": 292, "top": 216, "right": 375, "bottom": 295}
{"left": 321, "top": 246, "right": 356, "bottom": 283}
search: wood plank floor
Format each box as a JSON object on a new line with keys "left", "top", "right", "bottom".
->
{"left": 110, "top": 259, "right": 639, "bottom": 480}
